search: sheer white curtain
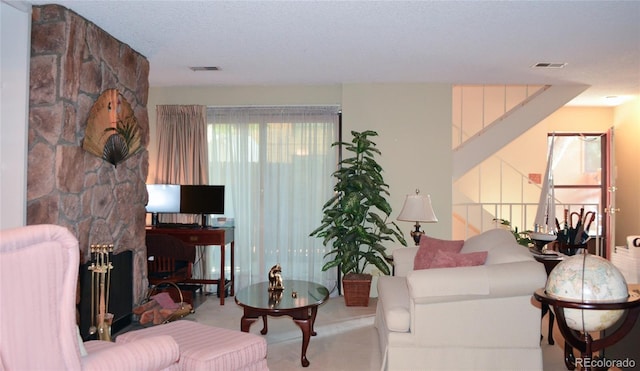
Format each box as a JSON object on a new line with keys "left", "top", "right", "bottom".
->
{"left": 207, "top": 106, "right": 340, "bottom": 294}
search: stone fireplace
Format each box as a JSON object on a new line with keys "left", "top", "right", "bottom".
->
{"left": 28, "top": 4, "right": 151, "bottom": 309}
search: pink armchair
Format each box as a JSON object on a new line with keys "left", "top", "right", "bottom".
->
{"left": 0, "top": 224, "right": 179, "bottom": 370}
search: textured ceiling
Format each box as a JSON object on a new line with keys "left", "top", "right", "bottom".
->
{"left": 30, "top": 1, "right": 640, "bottom": 106}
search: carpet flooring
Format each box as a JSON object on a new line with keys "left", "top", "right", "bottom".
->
{"left": 187, "top": 294, "right": 379, "bottom": 370}
{"left": 185, "top": 294, "right": 568, "bottom": 370}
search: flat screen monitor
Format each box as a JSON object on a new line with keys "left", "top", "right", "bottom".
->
{"left": 145, "top": 184, "right": 180, "bottom": 213}
{"left": 180, "top": 185, "right": 225, "bottom": 215}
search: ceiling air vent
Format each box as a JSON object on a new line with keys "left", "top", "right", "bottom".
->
{"left": 189, "top": 66, "right": 220, "bottom": 71}
{"left": 532, "top": 62, "right": 567, "bottom": 69}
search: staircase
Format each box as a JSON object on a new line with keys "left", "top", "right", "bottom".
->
{"left": 452, "top": 84, "right": 589, "bottom": 238}
{"left": 453, "top": 84, "right": 589, "bottom": 180}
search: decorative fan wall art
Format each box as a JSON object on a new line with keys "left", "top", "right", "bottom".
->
{"left": 83, "top": 89, "right": 142, "bottom": 167}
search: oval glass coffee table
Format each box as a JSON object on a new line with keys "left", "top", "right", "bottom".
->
{"left": 235, "top": 280, "right": 330, "bottom": 367}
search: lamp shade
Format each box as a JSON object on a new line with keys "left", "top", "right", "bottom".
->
{"left": 397, "top": 193, "right": 438, "bottom": 223}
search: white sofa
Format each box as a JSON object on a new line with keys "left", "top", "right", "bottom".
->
{"left": 375, "top": 228, "right": 547, "bottom": 370}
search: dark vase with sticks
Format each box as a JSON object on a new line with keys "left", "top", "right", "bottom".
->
{"left": 555, "top": 208, "right": 595, "bottom": 255}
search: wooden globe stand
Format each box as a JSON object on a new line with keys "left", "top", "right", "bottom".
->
{"left": 534, "top": 288, "right": 640, "bottom": 371}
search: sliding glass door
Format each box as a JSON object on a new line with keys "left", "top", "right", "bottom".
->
{"left": 206, "top": 106, "right": 340, "bottom": 293}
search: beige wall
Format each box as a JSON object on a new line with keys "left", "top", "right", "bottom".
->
{"left": 341, "top": 84, "right": 452, "bottom": 241}
{"left": 613, "top": 98, "right": 640, "bottom": 246}
{"left": 497, "top": 106, "right": 614, "bottom": 181}
{"left": 1, "top": 1, "right": 31, "bottom": 229}
{"left": 148, "top": 83, "right": 454, "bottom": 241}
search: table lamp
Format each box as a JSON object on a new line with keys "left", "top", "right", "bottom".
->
{"left": 397, "top": 190, "right": 438, "bottom": 245}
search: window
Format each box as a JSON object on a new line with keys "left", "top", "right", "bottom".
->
{"left": 206, "top": 106, "right": 340, "bottom": 293}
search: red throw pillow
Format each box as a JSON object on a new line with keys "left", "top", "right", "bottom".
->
{"left": 413, "top": 235, "right": 464, "bottom": 270}
{"left": 430, "top": 250, "right": 488, "bottom": 268}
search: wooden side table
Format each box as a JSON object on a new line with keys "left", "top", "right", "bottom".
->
{"left": 532, "top": 252, "right": 564, "bottom": 345}
{"left": 146, "top": 227, "right": 235, "bottom": 305}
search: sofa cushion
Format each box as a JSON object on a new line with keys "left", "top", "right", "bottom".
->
{"left": 461, "top": 228, "right": 515, "bottom": 253}
{"left": 407, "top": 266, "right": 490, "bottom": 298}
{"left": 393, "top": 247, "right": 419, "bottom": 277}
{"left": 461, "top": 228, "right": 533, "bottom": 265}
{"left": 430, "top": 250, "right": 488, "bottom": 268}
{"left": 116, "top": 320, "right": 268, "bottom": 370}
{"left": 377, "top": 276, "right": 411, "bottom": 332}
{"left": 414, "top": 236, "right": 464, "bottom": 270}
{"left": 484, "top": 243, "right": 534, "bottom": 264}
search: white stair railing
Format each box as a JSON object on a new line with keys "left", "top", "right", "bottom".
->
{"left": 452, "top": 84, "right": 545, "bottom": 237}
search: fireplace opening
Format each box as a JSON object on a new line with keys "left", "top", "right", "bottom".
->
{"left": 77, "top": 250, "right": 133, "bottom": 340}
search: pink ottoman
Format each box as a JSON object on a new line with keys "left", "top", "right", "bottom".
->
{"left": 116, "top": 320, "right": 268, "bottom": 371}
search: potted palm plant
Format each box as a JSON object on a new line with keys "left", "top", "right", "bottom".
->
{"left": 310, "top": 130, "right": 406, "bottom": 306}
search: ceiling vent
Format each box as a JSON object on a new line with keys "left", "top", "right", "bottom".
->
{"left": 189, "top": 66, "right": 220, "bottom": 71}
{"left": 532, "top": 62, "right": 567, "bottom": 69}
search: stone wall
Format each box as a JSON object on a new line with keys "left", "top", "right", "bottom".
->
{"left": 28, "top": 4, "right": 150, "bottom": 303}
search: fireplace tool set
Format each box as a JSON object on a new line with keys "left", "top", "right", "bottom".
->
{"left": 88, "top": 244, "right": 114, "bottom": 341}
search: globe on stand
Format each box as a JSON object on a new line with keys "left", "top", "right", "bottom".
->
{"left": 545, "top": 253, "right": 628, "bottom": 332}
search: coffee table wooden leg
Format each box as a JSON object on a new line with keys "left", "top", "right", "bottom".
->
{"left": 240, "top": 314, "right": 257, "bottom": 333}
{"left": 260, "top": 315, "right": 268, "bottom": 335}
{"left": 310, "top": 306, "right": 318, "bottom": 336}
{"left": 293, "top": 318, "right": 312, "bottom": 367}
